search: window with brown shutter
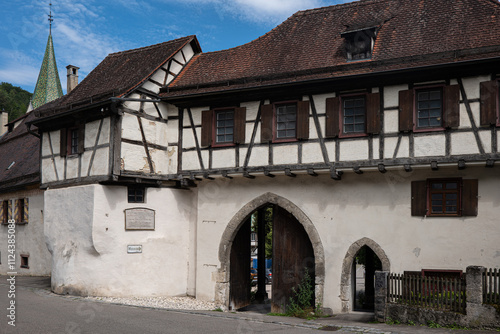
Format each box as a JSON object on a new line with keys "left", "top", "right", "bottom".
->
{"left": 201, "top": 107, "right": 246, "bottom": 147}
{"left": 0, "top": 200, "right": 9, "bottom": 224}
{"left": 60, "top": 123, "right": 85, "bottom": 156}
{"left": 399, "top": 85, "right": 459, "bottom": 132}
{"left": 411, "top": 178, "right": 478, "bottom": 217}
{"left": 260, "top": 101, "right": 308, "bottom": 143}
{"left": 480, "top": 80, "right": 499, "bottom": 126}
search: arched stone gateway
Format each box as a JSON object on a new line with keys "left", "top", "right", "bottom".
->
{"left": 216, "top": 192, "right": 325, "bottom": 311}
{"left": 340, "top": 238, "right": 390, "bottom": 312}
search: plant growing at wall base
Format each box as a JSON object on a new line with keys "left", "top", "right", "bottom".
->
{"left": 285, "top": 268, "right": 322, "bottom": 319}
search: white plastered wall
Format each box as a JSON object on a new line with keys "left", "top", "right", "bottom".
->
{"left": 193, "top": 166, "right": 500, "bottom": 312}
{"left": 0, "top": 189, "right": 50, "bottom": 275}
{"left": 45, "top": 184, "right": 197, "bottom": 297}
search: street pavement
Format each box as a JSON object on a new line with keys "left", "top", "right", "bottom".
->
{"left": 0, "top": 276, "right": 498, "bottom": 334}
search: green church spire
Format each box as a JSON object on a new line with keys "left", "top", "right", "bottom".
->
{"left": 31, "top": 3, "right": 63, "bottom": 110}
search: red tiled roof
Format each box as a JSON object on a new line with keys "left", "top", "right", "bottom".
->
{"left": 35, "top": 36, "right": 199, "bottom": 117}
{"left": 0, "top": 112, "right": 40, "bottom": 191}
{"left": 162, "top": 0, "right": 500, "bottom": 97}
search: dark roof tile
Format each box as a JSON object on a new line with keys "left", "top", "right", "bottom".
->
{"left": 162, "top": 0, "right": 500, "bottom": 97}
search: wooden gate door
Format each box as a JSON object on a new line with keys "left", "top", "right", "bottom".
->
{"left": 229, "top": 219, "right": 251, "bottom": 310}
{"left": 272, "top": 206, "right": 315, "bottom": 313}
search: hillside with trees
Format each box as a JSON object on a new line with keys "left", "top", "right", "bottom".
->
{"left": 0, "top": 82, "right": 32, "bottom": 121}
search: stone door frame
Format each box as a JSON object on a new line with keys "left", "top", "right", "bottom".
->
{"left": 215, "top": 192, "right": 325, "bottom": 309}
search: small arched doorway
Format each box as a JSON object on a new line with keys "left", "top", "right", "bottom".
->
{"left": 217, "top": 193, "right": 324, "bottom": 313}
{"left": 340, "top": 238, "right": 390, "bottom": 313}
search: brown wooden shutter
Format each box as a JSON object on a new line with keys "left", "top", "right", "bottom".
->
{"left": 0, "top": 201, "right": 5, "bottom": 224}
{"left": 443, "top": 84, "right": 460, "bottom": 128}
{"left": 13, "top": 199, "right": 20, "bottom": 223}
{"left": 260, "top": 104, "right": 273, "bottom": 143}
{"left": 366, "top": 92, "right": 381, "bottom": 134}
{"left": 296, "top": 101, "right": 310, "bottom": 140}
{"left": 399, "top": 89, "right": 414, "bottom": 132}
{"left": 325, "top": 97, "right": 340, "bottom": 138}
{"left": 411, "top": 180, "right": 427, "bottom": 216}
{"left": 462, "top": 179, "right": 478, "bottom": 216}
{"left": 480, "top": 80, "right": 498, "bottom": 126}
{"left": 7, "top": 200, "right": 12, "bottom": 222}
{"left": 77, "top": 123, "right": 85, "bottom": 154}
{"left": 201, "top": 109, "right": 213, "bottom": 147}
{"left": 23, "top": 198, "right": 29, "bottom": 223}
{"left": 234, "top": 107, "right": 246, "bottom": 144}
{"left": 60, "top": 128, "right": 67, "bottom": 157}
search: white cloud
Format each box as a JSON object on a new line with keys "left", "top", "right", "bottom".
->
{"left": 167, "top": 0, "right": 339, "bottom": 25}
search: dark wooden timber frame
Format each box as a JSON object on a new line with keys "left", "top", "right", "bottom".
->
{"left": 169, "top": 57, "right": 499, "bottom": 182}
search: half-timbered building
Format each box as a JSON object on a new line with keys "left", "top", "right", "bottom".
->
{"left": 28, "top": 0, "right": 499, "bottom": 314}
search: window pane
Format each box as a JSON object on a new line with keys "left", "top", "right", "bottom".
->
{"left": 275, "top": 104, "right": 296, "bottom": 139}
{"left": 343, "top": 97, "right": 365, "bottom": 134}
{"left": 215, "top": 110, "right": 234, "bottom": 143}
{"left": 446, "top": 183, "right": 458, "bottom": 189}
{"left": 431, "top": 183, "right": 443, "bottom": 189}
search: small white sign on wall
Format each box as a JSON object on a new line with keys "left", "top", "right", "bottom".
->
{"left": 127, "top": 245, "right": 142, "bottom": 254}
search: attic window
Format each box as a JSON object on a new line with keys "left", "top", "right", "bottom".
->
{"left": 341, "top": 27, "right": 377, "bottom": 61}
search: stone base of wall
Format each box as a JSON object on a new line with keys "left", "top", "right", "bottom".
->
{"left": 386, "top": 303, "right": 466, "bottom": 327}
{"left": 385, "top": 303, "right": 500, "bottom": 329}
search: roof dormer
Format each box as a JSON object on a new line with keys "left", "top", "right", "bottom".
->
{"left": 341, "top": 27, "right": 377, "bottom": 62}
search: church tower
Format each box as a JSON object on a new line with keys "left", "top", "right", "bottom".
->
{"left": 30, "top": 3, "right": 63, "bottom": 110}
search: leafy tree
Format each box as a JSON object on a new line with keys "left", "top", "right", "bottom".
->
{"left": 0, "top": 82, "right": 32, "bottom": 121}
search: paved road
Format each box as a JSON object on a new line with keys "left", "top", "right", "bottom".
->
{"left": 0, "top": 278, "right": 314, "bottom": 334}
{"left": 0, "top": 276, "right": 497, "bottom": 334}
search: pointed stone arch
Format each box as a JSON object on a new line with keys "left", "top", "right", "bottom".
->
{"left": 339, "top": 237, "right": 390, "bottom": 312}
{"left": 215, "top": 192, "right": 325, "bottom": 309}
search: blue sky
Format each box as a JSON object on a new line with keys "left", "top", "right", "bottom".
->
{"left": 0, "top": 0, "right": 350, "bottom": 94}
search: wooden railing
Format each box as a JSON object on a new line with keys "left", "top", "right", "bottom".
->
{"left": 387, "top": 273, "right": 466, "bottom": 314}
{"left": 483, "top": 268, "right": 500, "bottom": 305}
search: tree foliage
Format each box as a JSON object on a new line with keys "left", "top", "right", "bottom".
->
{"left": 0, "top": 82, "right": 32, "bottom": 121}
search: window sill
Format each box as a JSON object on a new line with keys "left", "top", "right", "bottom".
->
{"left": 413, "top": 126, "right": 445, "bottom": 133}
{"left": 338, "top": 132, "right": 368, "bottom": 139}
{"left": 212, "top": 142, "right": 236, "bottom": 148}
{"left": 272, "top": 138, "right": 298, "bottom": 144}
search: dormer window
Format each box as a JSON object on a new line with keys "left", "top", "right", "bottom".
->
{"left": 341, "top": 27, "right": 377, "bottom": 61}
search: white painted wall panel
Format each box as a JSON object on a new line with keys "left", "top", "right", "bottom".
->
{"left": 384, "top": 137, "right": 399, "bottom": 159}
{"left": 302, "top": 142, "right": 324, "bottom": 164}
{"left": 372, "top": 138, "right": 379, "bottom": 160}
{"left": 384, "top": 84, "right": 408, "bottom": 109}
{"left": 121, "top": 142, "right": 149, "bottom": 172}
{"left": 462, "top": 75, "right": 490, "bottom": 100}
{"left": 247, "top": 146, "right": 269, "bottom": 167}
{"left": 167, "top": 120, "right": 178, "bottom": 144}
{"left": 141, "top": 81, "right": 160, "bottom": 94}
{"left": 150, "top": 70, "right": 165, "bottom": 85}
{"left": 99, "top": 117, "right": 110, "bottom": 145}
{"left": 479, "top": 131, "right": 492, "bottom": 154}
{"left": 85, "top": 119, "right": 101, "bottom": 148}
{"left": 396, "top": 136, "right": 409, "bottom": 158}
{"left": 384, "top": 109, "right": 399, "bottom": 133}
{"left": 51, "top": 130, "right": 60, "bottom": 155}
{"left": 451, "top": 132, "right": 479, "bottom": 155}
{"left": 66, "top": 156, "right": 79, "bottom": 179}
{"left": 170, "top": 61, "right": 183, "bottom": 74}
{"left": 89, "top": 148, "right": 109, "bottom": 176}
{"left": 212, "top": 149, "right": 236, "bottom": 169}
{"left": 273, "top": 145, "right": 298, "bottom": 165}
{"left": 173, "top": 52, "right": 185, "bottom": 64}
{"left": 41, "top": 158, "right": 57, "bottom": 183}
{"left": 339, "top": 139, "right": 369, "bottom": 161}
{"left": 325, "top": 141, "right": 336, "bottom": 162}
{"left": 182, "top": 44, "right": 194, "bottom": 60}
{"left": 143, "top": 101, "right": 159, "bottom": 117}
{"left": 414, "top": 134, "right": 445, "bottom": 157}
{"left": 309, "top": 118, "right": 318, "bottom": 140}
{"left": 459, "top": 104, "right": 472, "bottom": 129}
{"left": 122, "top": 113, "right": 142, "bottom": 142}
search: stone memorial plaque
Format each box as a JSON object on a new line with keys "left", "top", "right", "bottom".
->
{"left": 125, "top": 208, "right": 155, "bottom": 230}
{"left": 127, "top": 245, "right": 142, "bottom": 253}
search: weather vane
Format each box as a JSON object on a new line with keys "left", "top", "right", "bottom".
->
{"left": 48, "top": 2, "right": 54, "bottom": 34}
